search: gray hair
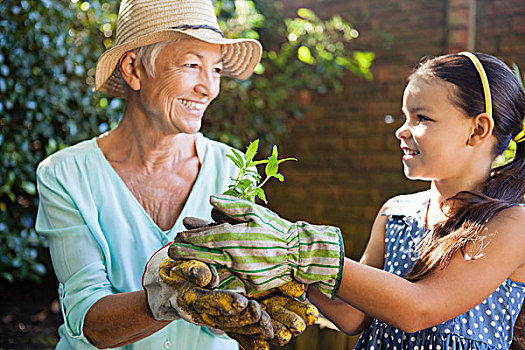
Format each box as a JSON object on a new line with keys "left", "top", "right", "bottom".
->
{"left": 119, "top": 40, "right": 178, "bottom": 91}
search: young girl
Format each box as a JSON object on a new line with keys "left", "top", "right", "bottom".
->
{"left": 170, "top": 52, "right": 525, "bottom": 349}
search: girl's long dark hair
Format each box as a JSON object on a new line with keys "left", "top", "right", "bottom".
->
{"left": 403, "top": 53, "right": 525, "bottom": 345}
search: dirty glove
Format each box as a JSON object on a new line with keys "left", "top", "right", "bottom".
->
{"left": 180, "top": 218, "right": 319, "bottom": 350}
{"left": 228, "top": 280, "right": 320, "bottom": 350}
{"left": 170, "top": 194, "right": 345, "bottom": 299}
{"left": 142, "top": 246, "right": 273, "bottom": 339}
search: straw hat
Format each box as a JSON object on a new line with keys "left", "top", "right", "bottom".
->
{"left": 95, "top": 0, "right": 263, "bottom": 98}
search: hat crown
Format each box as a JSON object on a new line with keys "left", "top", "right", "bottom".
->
{"left": 116, "top": 0, "right": 221, "bottom": 45}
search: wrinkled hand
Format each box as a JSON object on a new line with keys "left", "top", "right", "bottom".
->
{"left": 142, "top": 246, "right": 273, "bottom": 339}
{"left": 170, "top": 194, "right": 345, "bottom": 299}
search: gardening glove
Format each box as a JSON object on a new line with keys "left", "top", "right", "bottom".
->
{"left": 169, "top": 194, "right": 345, "bottom": 301}
{"left": 142, "top": 245, "right": 274, "bottom": 339}
{"left": 181, "top": 218, "right": 319, "bottom": 350}
{"left": 228, "top": 280, "right": 320, "bottom": 350}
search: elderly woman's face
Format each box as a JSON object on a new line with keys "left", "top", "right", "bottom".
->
{"left": 138, "top": 39, "right": 222, "bottom": 134}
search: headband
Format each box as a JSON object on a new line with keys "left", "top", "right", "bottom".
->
{"left": 459, "top": 51, "right": 525, "bottom": 143}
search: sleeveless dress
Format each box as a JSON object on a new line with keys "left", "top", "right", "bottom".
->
{"left": 354, "top": 191, "right": 525, "bottom": 350}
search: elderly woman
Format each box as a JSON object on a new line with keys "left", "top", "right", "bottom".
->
{"left": 35, "top": 0, "right": 268, "bottom": 349}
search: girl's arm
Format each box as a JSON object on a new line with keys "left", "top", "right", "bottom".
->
{"left": 307, "top": 203, "right": 389, "bottom": 335}
{"left": 333, "top": 205, "right": 525, "bottom": 333}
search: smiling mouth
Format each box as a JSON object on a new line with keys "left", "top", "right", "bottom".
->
{"left": 178, "top": 98, "right": 205, "bottom": 110}
{"left": 402, "top": 147, "right": 420, "bottom": 156}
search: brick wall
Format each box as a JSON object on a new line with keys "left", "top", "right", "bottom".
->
{"left": 265, "top": 0, "right": 525, "bottom": 261}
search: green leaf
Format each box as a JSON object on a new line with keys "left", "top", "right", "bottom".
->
{"left": 249, "top": 159, "right": 269, "bottom": 166}
{"left": 223, "top": 188, "right": 241, "bottom": 197}
{"left": 245, "top": 139, "right": 259, "bottom": 162}
{"left": 230, "top": 148, "right": 245, "bottom": 168}
{"left": 277, "top": 157, "right": 297, "bottom": 164}
{"left": 226, "top": 154, "right": 243, "bottom": 169}
{"left": 265, "top": 154, "right": 279, "bottom": 177}
{"left": 245, "top": 169, "right": 261, "bottom": 180}
{"left": 272, "top": 145, "right": 278, "bottom": 157}
{"left": 254, "top": 187, "right": 267, "bottom": 203}
{"left": 274, "top": 173, "right": 284, "bottom": 182}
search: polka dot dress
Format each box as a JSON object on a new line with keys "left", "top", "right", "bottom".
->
{"left": 354, "top": 191, "right": 525, "bottom": 350}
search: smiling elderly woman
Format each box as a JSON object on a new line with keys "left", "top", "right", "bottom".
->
{"left": 34, "top": 1, "right": 268, "bottom": 349}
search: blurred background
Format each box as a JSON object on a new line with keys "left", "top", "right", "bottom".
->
{"left": 1, "top": 0, "right": 524, "bottom": 348}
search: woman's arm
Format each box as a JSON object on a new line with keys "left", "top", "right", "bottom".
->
{"left": 307, "top": 203, "right": 389, "bottom": 335}
{"left": 334, "top": 205, "right": 525, "bottom": 333}
{"left": 84, "top": 291, "right": 169, "bottom": 349}
{"left": 36, "top": 163, "right": 171, "bottom": 348}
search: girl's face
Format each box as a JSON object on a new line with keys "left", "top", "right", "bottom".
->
{"left": 395, "top": 76, "right": 475, "bottom": 181}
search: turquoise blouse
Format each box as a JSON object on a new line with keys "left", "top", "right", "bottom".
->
{"left": 35, "top": 133, "right": 240, "bottom": 350}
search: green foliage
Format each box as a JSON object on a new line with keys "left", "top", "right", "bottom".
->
{"left": 0, "top": 0, "right": 373, "bottom": 282}
{"left": 0, "top": 0, "right": 123, "bottom": 282}
{"left": 224, "top": 140, "right": 296, "bottom": 203}
{"left": 205, "top": 1, "right": 375, "bottom": 148}
{"left": 493, "top": 64, "right": 524, "bottom": 167}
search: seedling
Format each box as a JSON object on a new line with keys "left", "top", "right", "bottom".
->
{"left": 223, "top": 139, "right": 296, "bottom": 203}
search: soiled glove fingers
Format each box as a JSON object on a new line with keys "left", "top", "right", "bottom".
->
{"left": 250, "top": 281, "right": 318, "bottom": 327}
{"left": 269, "top": 319, "right": 293, "bottom": 346}
{"left": 261, "top": 295, "right": 306, "bottom": 336}
{"left": 199, "top": 300, "right": 267, "bottom": 329}
{"left": 159, "top": 259, "right": 246, "bottom": 317}
{"left": 203, "top": 309, "right": 273, "bottom": 337}
{"left": 144, "top": 247, "right": 265, "bottom": 327}
{"left": 226, "top": 333, "right": 270, "bottom": 350}
{"left": 183, "top": 217, "right": 215, "bottom": 230}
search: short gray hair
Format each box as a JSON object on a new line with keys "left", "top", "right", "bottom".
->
{"left": 119, "top": 40, "right": 178, "bottom": 91}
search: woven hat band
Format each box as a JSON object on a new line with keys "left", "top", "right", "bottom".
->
{"left": 172, "top": 24, "right": 224, "bottom": 37}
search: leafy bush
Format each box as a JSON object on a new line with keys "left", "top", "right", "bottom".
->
{"left": 0, "top": 0, "right": 373, "bottom": 282}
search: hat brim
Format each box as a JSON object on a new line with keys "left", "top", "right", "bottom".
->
{"left": 95, "top": 28, "right": 262, "bottom": 98}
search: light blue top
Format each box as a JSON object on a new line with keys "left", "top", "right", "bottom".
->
{"left": 35, "top": 133, "right": 240, "bottom": 350}
{"left": 355, "top": 191, "right": 525, "bottom": 350}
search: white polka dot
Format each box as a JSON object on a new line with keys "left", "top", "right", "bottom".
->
{"left": 484, "top": 327, "right": 488, "bottom": 333}
{"left": 488, "top": 339, "right": 493, "bottom": 345}
{"left": 491, "top": 321, "right": 496, "bottom": 327}
{"left": 479, "top": 334, "right": 484, "bottom": 339}
{"left": 479, "top": 315, "right": 484, "bottom": 322}
{"left": 432, "top": 327, "right": 437, "bottom": 332}
{"left": 482, "top": 299, "right": 487, "bottom": 304}
{"left": 491, "top": 303, "right": 496, "bottom": 309}
{"left": 474, "top": 322, "right": 479, "bottom": 328}
{"left": 467, "top": 329, "right": 473, "bottom": 335}
{"left": 444, "top": 328, "right": 450, "bottom": 334}
{"left": 494, "top": 315, "right": 499, "bottom": 320}
{"left": 370, "top": 346, "right": 375, "bottom": 350}
{"left": 462, "top": 318, "right": 467, "bottom": 324}
{"left": 436, "top": 346, "right": 441, "bottom": 350}
{"left": 498, "top": 297, "right": 504, "bottom": 303}
{"left": 495, "top": 333, "right": 500, "bottom": 338}
{"left": 410, "top": 336, "right": 416, "bottom": 342}
{"left": 486, "top": 310, "right": 492, "bottom": 315}
{"left": 455, "top": 324, "right": 460, "bottom": 330}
